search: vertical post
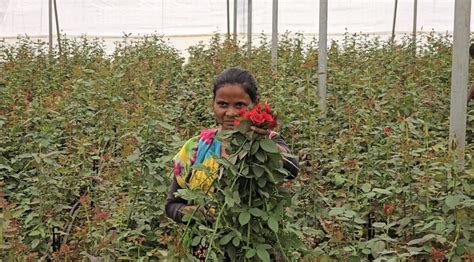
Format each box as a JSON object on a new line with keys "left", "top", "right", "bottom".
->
{"left": 49, "top": 0, "right": 53, "bottom": 52}
{"left": 412, "top": 0, "right": 418, "bottom": 50}
{"left": 247, "top": 0, "right": 252, "bottom": 54}
{"left": 54, "top": 0, "right": 62, "bottom": 57}
{"left": 318, "top": 0, "right": 328, "bottom": 117}
{"left": 227, "top": 0, "right": 230, "bottom": 40}
{"left": 271, "top": 0, "right": 278, "bottom": 71}
{"left": 233, "top": 0, "right": 237, "bottom": 43}
{"left": 391, "top": 0, "right": 398, "bottom": 41}
{"left": 449, "top": 0, "right": 471, "bottom": 169}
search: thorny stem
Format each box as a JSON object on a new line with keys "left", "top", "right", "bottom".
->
{"left": 265, "top": 200, "right": 289, "bottom": 262}
{"left": 245, "top": 181, "right": 253, "bottom": 262}
{"left": 448, "top": 225, "right": 460, "bottom": 261}
{"left": 205, "top": 160, "right": 243, "bottom": 261}
{"left": 126, "top": 165, "right": 143, "bottom": 227}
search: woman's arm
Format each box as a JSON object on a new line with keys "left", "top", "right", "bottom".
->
{"left": 273, "top": 135, "right": 300, "bottom": 179}
{"left": 165, "top": 176, "right": 188, "bottom": 223}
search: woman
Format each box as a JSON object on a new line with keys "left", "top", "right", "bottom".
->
{"left": 165, "top": 67, "right": 299, "bottom": 223}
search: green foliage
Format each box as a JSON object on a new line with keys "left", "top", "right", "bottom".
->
{"left": 178, "top": 127, "right": 304, "bottom": 261}
{"left": 0, "top": 32, "right": 473, "bottom": 260}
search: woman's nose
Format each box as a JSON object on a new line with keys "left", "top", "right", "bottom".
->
{"left": 226, "top": 109, "right": 238, "bottom": 117}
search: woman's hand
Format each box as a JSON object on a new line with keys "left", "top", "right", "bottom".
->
{"left": 250, "top": 126, "right": 270, "bottom": 136}
{"left": 181, "top": 205, "right": 206, "bottom": 215}
{"left": 250, "top": 126, "right": 288, "bottom": 153}
{"left": 181, "top": 205, "right": 215, "bottom": 223}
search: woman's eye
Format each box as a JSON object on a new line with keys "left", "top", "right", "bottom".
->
{"left": 218, "top": 102, "right": 228, "bottom": 107}
{"left": 236, "top": 103, "right": 247, "bottom": 108}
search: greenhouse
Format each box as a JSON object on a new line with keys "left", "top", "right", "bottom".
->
{"left": 1, "top": 0, "right": 473, "bottom": 261}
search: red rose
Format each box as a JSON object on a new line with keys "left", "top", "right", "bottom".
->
{"left": 249, "top": 111, "right": 266, "bottom": 124}
{"left": 430, "top": 247, "right": 445, "bottom": 259}
{"left": 383, "top": 127, "right": 391, "bottom": 137}
{"left": 238, "top": 108, "right": 249, "bottom": 117}
{"left": 235, "top": 102, "right": 277, "bottom": 129}
{"left": 383, "top": 204, "right": 394, "bottom": 215}
{"left": 261, "top": 111, "right": 277, "bottom": 129}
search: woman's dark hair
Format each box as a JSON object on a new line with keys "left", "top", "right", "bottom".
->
{"left": 213, "top": 68, "right": 259, "bottom": 103}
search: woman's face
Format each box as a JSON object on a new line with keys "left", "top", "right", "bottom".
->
{"left": 213, "top": 83, "right": 253, "bottom": 130}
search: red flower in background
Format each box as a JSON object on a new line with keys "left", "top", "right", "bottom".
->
{"left": 235, "top": 102, "right": 277, "bottom": 130}
{"left": 79, "top": 194, "right": 91, "bottom": 206}
{"left": 383, "top": 127, "right": 392, "bottom": 137}
{"left": 93, "top": 207, "right": 111, "bottom": 222}
{"left": 430, "top": 247, "right": 445, "bottom": 260}
{"left": 383, "top": 204, "right": 394, "bottom": 215}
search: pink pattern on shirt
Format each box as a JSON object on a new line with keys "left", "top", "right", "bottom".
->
{"left": 173, "top": 162, "right": 182, "bottom": 177}
{"left": 199, "top": 129, "right": 217, "bottom": 144}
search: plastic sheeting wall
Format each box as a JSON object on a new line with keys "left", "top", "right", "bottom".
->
{"left": 1, "top": 0, "right": 472, "bottom": 37}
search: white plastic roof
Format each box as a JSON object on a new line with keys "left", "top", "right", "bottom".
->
{"left": 1, "top": 0, "right": 472, "bottom": 38}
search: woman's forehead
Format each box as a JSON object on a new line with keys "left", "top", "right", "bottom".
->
{"left": 215, "top": 84, "right": 251, "bottom": 100}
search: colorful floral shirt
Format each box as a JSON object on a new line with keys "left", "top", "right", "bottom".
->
{"left": 173, "top": 129, "right": 220, "bottom": 193}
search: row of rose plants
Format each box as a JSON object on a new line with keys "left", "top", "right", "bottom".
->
{"left": 0, "top": 32, "right": 473, "bottom": 260}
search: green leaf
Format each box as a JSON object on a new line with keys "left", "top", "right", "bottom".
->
{"left": 361, "top": 183, "right": 371, "bottom": 193}
{"left": 371, "top": 240, "right": 385, "bottom": 257}
{"left": 245, "top": 249, "right": 256, "bottom": 258}
{"left": 445, "top": 195, "right": 460, "bottom": 209}
{"left": 0, "top": 164, "right": 13, "bottom": 171}
{"left": 29, "top": 230, "right": 42, "bottom": 236}
{"left": 407, "top": 234, "right": 435, "bottom": 246}
{"left": 127, "top": 151, "right": 140, "bottom": 162}
{"left": 257, "top": 177, "right": 267, "bottom": 188}
{"left": 237, "top": 119, "right": 252, "bottom": 134}
{"left": 256, "top": 244, "right": 272, "bottom": 250}
{"left": 250, "top": 141, "right": 260, "bottom": 155}
{"left": 335, "top": 174, "right": 346, "bottom": 186}
{"left": 268, "top": 216, "right": 279, "bottom": 233}
{"left": 249, "top": 208, "right": 266, "bottom": 217}
{"left": 225, "top": 192, "right": 235, "bottom": 208}
{"left": 252, "top": 165, "right": 264, "bottom": 177}
{"left": 256, "top": 248, "right": 270, "bottom": 262}
{"left": 348, "top": 256, "right": 361, "bottom": 262}
{"left": 192, "top": 236, "right": 201, "bottom": 246}
{"left": 328, "top": 208, "right": 344, "bottom": 216}
{"left": 260, "top": 139, "right": 279, "bottom": 153}
{"left": 239, "top": 212, "right": 251, "bottom": 225}
{"left": 219, "top": 232, "right": 235, "bottom": 245}
{"left": 232, "top": 236, "right": 241, "bottom": 247}
{"left": 241, "top": 164, "right": 249, "bottom": 176}
{"left": 255, "top": 150, "right": 266, "bottom": 163}
{"left": 233, "top": 191, "right": 241, "bottom": 205}
{"left": 31, "top": 239, "right": 40, "bottom": 249}
{"left": 158, "top": 121, "right": 174, "bottom": 130}
{"left": 372, "top": 188, "right": 392, "bottom": 195}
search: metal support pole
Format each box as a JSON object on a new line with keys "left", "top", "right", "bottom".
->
{"left": 271, "top": 0, "right": 278, "bottom": 70}
{"left": 391, "top": 0, "right": 398, "bottom": 41}
{"left": 318, "top": 0, "right": 328, "bottom": 117}
{"left": 449, "top": 0, "right": 471, "bottom": 169}
{"left": 233, "top": 0, "right": 237, "bottom": 43}
{"left": 49, "top": 0, "right": 53, "bottom": 52}
{"left": 247, "top": 0, "right": 252, "bottom": 54}
{"left": 227, "top": 0, "right": 230, "bottom": 40}
{"left": 54, "top": 0, "right": 62, "bottom": 57}
{"left": 412, "top": 0, "right": 418, "bottom": 47}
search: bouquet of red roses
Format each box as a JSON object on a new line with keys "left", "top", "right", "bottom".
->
{"left": 180, "top": 102, "right": 303, "bottom": 261}
{"left": 234, "top": 102, "right": 278, "bottom": 132}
